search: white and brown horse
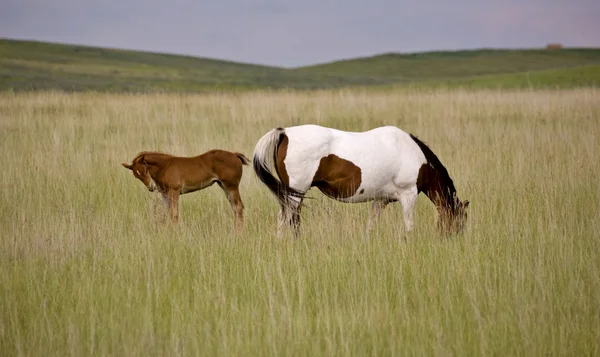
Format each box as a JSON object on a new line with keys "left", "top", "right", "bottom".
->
{"left": 253, "top": 124, "right": 469, "bottom": 237}
{"left": 122, "top": 150, "right": 250, "bottom": 230}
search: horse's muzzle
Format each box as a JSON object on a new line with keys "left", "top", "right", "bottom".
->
{"left": 147, "top": 180, "right": 158, "bottom": 192}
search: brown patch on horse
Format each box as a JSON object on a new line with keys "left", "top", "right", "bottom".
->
{"left": 311, "top": 154, "right": 362, "bottom": 199}
{"left": 275, "top": 133, "right": 290, "bottom": 186}
{"left": 416, "top": 163, "right": 445, "bottom": 204}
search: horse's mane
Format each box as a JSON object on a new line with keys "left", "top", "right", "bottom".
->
{"left": 409, "top": 134, "right": 457, "bottom": 199}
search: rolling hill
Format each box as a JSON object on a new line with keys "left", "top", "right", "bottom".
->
{"left": 373, "top": 64, "right": 600, "bottom": 90}
{"left": 297, "top": 49, "right": 600, "bottom": 81}
{"left": 0, "top": 39, "right": 372, "bottom": 92}
{"left": 1, "top": 39, "right": 599, "bottom": 92}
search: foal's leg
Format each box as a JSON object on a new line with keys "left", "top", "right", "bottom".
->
{"left": 365, "top": 200, "right": 389, "bottom": 238}
{"left": 155, "top": 193, "right": 169, "bottom": 223}
{"left": 167, "top": 189, "right": 180, "bottom": 222}
{"left": 398, "top": 186, "right": 418, "bottom": 232}
{"left": 219, "top": 183, "right": 245, "bottom": 232}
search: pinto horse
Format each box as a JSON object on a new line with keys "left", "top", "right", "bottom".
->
{"left": 122, "top": 150, "right": 250, "bottom": 230}
{"left": 253, "top": 124, "right": 469, "bottom": 237}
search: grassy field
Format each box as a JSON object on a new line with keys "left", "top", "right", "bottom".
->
{"left": 1, "top": 88, "right": 599, "bottom": 356}
{"left": 2, "top": 39, "right": 600, "bottom": 92}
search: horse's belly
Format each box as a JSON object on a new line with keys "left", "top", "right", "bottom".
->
{"left": 327, "top": 179, "right": 399, "bottom": 203}
{"left": 180, "top": 179, "right": 216, "bottom": 194}
{"left": 334, "top": 192, "right": 380, "bottom": 203}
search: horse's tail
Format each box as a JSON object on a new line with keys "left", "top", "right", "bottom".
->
{"left": 234, "top": 153, "right": 251, "bottom": 166}
{"left": 253, "top": 127, "right": 304, "bottom": 208}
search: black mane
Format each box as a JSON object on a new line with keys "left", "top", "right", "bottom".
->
{"left": 410, "top": 134, "right": 457, "bottom": 206}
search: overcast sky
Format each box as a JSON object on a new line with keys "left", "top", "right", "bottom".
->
{"left": 1, "top": 0, "right": 599, "bottom": 67}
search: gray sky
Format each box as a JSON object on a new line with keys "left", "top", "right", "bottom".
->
{"left": 1, "top": 0, "right": 599, "bottom": 67}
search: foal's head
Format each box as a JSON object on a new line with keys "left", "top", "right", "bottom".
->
{"left": 122, "top": 155, "right": 157, "bottom": 192}
{"left": 439, "top": 196, "right": 470, "bottom": 235}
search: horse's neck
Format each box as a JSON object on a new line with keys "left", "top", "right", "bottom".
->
{"left": 421, "top": 169, "right": 455, "bottom": 213}
{"left": 144, "top": 153, "right": 170, "bottom": 164}
{"left": 144, "top": 154, "right": 170, "bottom": 177}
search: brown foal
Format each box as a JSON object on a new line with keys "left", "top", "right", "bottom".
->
{"left": 122, "top": 150, "right": 250, "bottom": 230}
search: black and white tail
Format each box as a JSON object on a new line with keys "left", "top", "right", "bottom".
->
{"left": 253, "top": 128, "right": 304, "bottom": 208}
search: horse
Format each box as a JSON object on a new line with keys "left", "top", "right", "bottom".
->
{"left": 252, "top": 124, "right": 469, "bottom": 238}
{"left": 122, "top": 150, "right": 250, "bottom": 230}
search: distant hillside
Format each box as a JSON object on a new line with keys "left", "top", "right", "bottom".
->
{"left": 0, "top": 39, "right": 371, "bottom": 92}
{"left": 389, "top": 65, "right": 600, "bottom": 90}
{"left": 297, "top": 49, "right": 600, "bottom": 82}
{"left": 1, "top": 39, "right": 599, "bottom": 92}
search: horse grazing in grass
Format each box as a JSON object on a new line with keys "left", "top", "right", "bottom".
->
{"left": 253, "top": 124, "right": 469, "bottom": 238}
{"left": 122, "top": 150, "right": 250, "bottom": 230}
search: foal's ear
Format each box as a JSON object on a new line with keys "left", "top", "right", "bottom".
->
{"left": 463, "top": 200, "right": 470, "bottom": 208}
{"left": 121, "top": 163, "right": 133, "bottom": 170}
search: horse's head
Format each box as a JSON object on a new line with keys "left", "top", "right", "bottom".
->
{"left": 439, "top": 196, "right": 470, "bottom": 235}
{"left": 122, "top": 156, "right": 157, "bottom": 192}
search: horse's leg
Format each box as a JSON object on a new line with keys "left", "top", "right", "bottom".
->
{"left": 277, "top": 204, "right": 287, "bottom": 238}
{"left": 290, "top": 198, "right": 303, "bottom": 239}
{"left": 151, "top": 194, "right": 160, "bottom": 221}
{"left": 167, "top": 189, "right": 180, "bottom": 222}
{"left": 156, "top": 193, "right": 169, "bottom": 223}
{"left": 398, "top": 186, "right": 418, "bottom": 232}
{"left": 277, "top": 197, "right": 303, "bottom": 238}
{"left": 365, "top": 200, "right": 389, "bottom": 238}
{"left": 219, "top": 183, "right": 245, "bottom": 232}
{"left": 276, "top": 200, "right": 293, "bottom": 238}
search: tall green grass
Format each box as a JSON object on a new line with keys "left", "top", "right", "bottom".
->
{"left": 1, "top": 89, "right": 599, "bottom": 356}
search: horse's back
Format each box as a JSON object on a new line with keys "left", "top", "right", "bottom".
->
{"left": 200, "top": 150, "right": 246, "bottom": 179}
{"left": 330, "top": 126, "right": 426, "bottom": 195}
{"left": 283, "top": 125, "right": 427, "bottom": 201}
{"left": 286, "top": 124, "right": 424, "bottom": 166}
{"left": 161, "top": 150, "right": 245, "bottom": 190}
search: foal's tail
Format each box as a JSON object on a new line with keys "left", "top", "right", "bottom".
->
{"left": 234, "top": 153, "right": 251, "bottom": 166}
{"left": 253, "top": 127, "right": 304, "bottom": 208}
